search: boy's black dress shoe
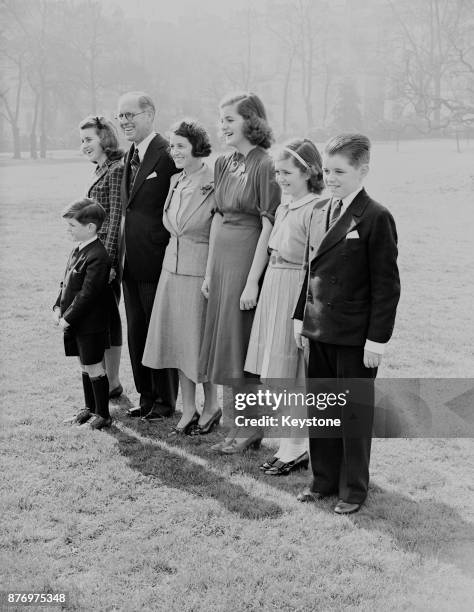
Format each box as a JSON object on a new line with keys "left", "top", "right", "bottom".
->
{"left": 334, "top": 500, "right": 361, "bottom": 514}
{"left": 73, "top": 409, "right": 93, "bottom": 425}
{"left": 90, "top": 416, "right": 112, "bottom": 430}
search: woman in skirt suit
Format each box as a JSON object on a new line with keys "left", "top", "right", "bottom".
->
{"left": 142, "top": 119, "right": 219, "bottom": 435}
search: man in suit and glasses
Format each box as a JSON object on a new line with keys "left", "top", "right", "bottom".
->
{"left": 117, "top": 91, "right": 178, "bottom": 419}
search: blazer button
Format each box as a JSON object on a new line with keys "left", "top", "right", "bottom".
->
{"left": 330, "top": 276, "right": 337, "bottom": 284}
{"left": 326, "top": 302, "right": 332, "bottom": 308}
{"left": 310, "top": 246, "right": 314, "bottom": 251}
{"left": 307, "top": 293, "right": 313, "bottom": 301}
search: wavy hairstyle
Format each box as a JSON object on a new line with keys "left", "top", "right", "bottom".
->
{"left": 79, "top": 115, "right": 124, "bottom": 162}
{"left": 170, "top": 118, "right": 212, "bottom": 157}
{"left": 274, "top": 138, "right": 324, "bottom": 194}
{"left": 219, "top": 91, "right": 273, "bottom": 149}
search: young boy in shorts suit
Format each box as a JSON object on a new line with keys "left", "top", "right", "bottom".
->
{"left": 293, "top": 134, "right": 400, "bottom": 513}
{"left": 53, "top": 197, "right": 112, "bottom": 429}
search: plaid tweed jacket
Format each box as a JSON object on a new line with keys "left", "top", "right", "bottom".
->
{"left": 87, "top": 158, "right": 124, "bottom": 272}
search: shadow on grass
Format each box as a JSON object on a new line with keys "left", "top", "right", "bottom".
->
{"left": 109, "top": 401, "right": 283, "bottom": 521}
{"left": 111, "top": 398, "right": 474, "bottom": 576}
{"left": 355, "top": 484, "right": 474, "bottom": 578}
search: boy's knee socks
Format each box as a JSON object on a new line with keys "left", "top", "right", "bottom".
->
{"left": 90, "top": 374, "right": 110, "bottom": 419}
{"left": 82, "top": 372, "right": 95, "bottom": 413}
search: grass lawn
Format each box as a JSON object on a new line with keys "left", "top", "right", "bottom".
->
{"left": 0, "top": 140, "right": 473, "bottom": 611}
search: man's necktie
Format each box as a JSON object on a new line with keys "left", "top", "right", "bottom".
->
{"left": 328, "top": 199, "right": 343, "bottom": 230}
{"left": 129, "top": 147, "right": 140, "bottom": 191}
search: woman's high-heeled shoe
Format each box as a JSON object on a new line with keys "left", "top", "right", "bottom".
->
{"left": 190, "top": 408, "right": 222, "bottom": 436}
{"left": 218, "top": 430, "right": 263, "bottom": 454}
{"left": 167, "top": 412, "right": 199, "bottom": 437}
{"left": 259, "top": 456, "right": 279, "bottom": 471}
{"left": 264, "top": 451, "right": 309, "bottom": 475}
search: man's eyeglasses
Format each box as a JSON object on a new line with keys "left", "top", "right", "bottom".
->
{"left": 115, "top": 111, "right": 147, "bottom": 122}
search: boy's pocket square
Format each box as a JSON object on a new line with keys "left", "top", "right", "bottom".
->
{"left": 146, "top": 172, "right": 157, "bottom": 180}
{"left": 346, "top": 230, "right": 360, "bottom": 239}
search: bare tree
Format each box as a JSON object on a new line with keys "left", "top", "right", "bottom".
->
{"left": 387, "top": 0, "right": 474, "bottom": 135}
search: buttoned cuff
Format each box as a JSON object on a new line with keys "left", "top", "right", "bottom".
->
{"left": 364, "top": 339, "right": 386, "bottom": 355}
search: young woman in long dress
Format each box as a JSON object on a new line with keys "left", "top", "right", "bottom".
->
{"left": 199, "top": 92, "right": 281, "bottom": 453}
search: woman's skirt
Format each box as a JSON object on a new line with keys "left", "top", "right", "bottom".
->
{"left": 142, "top": 269, "right": 207, "bottom": 383}
{"left": 199, "top": 218, "right": 261, "bottom": 384}
{"left": 245, "top": 263, "right": 305, "bottom": 381}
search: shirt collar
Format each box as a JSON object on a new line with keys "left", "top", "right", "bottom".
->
{"left": 135, "top": 132, "right": 156, "bottom": 162}
{"left": 288, "top": 192, "right": 318, "bottom": 210}
{"left": 340, "top": 186, "right": 363, "bottom": 210}
{"left": 78, "top": 235, "right": 98, "bottom": 251}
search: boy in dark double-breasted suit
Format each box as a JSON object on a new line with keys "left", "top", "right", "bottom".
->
{"left": 54, "top": 198, "right": 112, "bottom": 430}
{"left": 293, "top": 134, "right": 400, "bottom": 514}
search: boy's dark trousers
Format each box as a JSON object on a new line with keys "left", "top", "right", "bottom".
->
{"left": 307, "top": 340, "right": 376, "bottom": 504}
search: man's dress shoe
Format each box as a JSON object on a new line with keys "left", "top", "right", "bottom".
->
{"left": 296, "top": 488, "right": 324, "bottom": 503}
{"left": 141, "top": 403, "right": 174, "bottom": 421}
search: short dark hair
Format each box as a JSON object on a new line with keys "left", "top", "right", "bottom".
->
{"left": 274, "top": 138, "right": 324, "bottom": 194}
{"left": 324, "top": 133, "right": 371, "bottom": 167}
{"left": 170, "top": 118, "right": 212, "bottom": 157}
{"left": 79, "top": 115, "right": 124, "bottom": 161}
{"left": 62, "top": 197, "right": 106, "bottom": 231}
{"left": 219, "top": 91, "right": 273, "bottom": 149}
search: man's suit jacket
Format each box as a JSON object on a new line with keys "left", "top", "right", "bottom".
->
{"left": 120, "top": 134, "right": 177, "bottom": 282}
{"left": 54, "top": 239, "right": 111, "bottom": 334}
{"left": 161, "top": 165, "right": 215, "bottom": 277}
{"left": 294, "top": 188, "right": 400, "bottom": 346}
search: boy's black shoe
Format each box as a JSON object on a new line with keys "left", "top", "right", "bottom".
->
{"left": 74, "top": 409, "right": 93, "bottom": 425}
{"left": 90, "top": 416, "right": 112, "bottom": 430}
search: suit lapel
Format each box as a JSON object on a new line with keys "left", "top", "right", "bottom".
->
{"left": 87, "top": 164, "right": 107, "bottom": 194}
{"left": 179, "top": 167, "right": 214, "bottom": 231}
{"left": 312, "top": 189, "right": 369, "bottom": 261}
{"left": 128, "top": 135, "right": 167, "bottom": 206}
{"left": 309, "top": 199, "right": 330, "bottom": 263}
{"left": 122, "top": 147, "right": 133, "bottom": 210}
{"left": 163, "top": 173, "right": 181, "bottom": 233}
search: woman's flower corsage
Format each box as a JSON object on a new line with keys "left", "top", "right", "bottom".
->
{"left": 200, "top": 182, "right": 214, "bottom": 196}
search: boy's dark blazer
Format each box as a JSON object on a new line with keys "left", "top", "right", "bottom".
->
{"left": 294, "top": 188, "right": 400, "bottom": 345}
{"left": 55, "top": 239, "right": 111, "bottom": 334}
{"left": 120, "top": 133, "right": 177, "bottom": 282}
